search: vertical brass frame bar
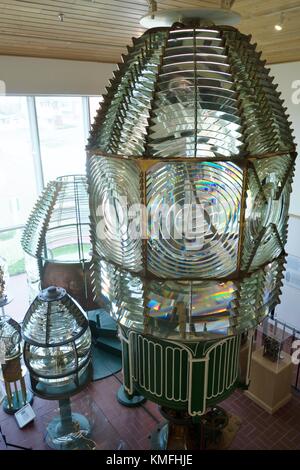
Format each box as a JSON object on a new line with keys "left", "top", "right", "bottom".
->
{"left": 236, "top": 162, "right": 249, "bottom": 274}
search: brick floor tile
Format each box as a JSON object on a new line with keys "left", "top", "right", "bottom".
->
{"left": 1, "top": 375, "right": 300, "bottom": 450}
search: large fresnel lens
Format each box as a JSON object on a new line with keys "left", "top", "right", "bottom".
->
{"left": 87, "top": 8, "right": 296, "bottom": 443}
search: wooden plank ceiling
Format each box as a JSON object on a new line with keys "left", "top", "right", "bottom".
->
{"left": 0, "top": 0, "right": 300, "bottom": 64}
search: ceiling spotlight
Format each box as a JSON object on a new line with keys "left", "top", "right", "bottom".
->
{"left": 58, "top": 12, "right": 64, "bottom": 22}
{"left": 275, "top": 13, "right": 284, "bottom": 31}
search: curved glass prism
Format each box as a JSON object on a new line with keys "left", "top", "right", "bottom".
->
{"left": 21, "top": 175, "right": 95, "bottom": 308}
{"left": 22, "top": 175, "right": 90, "bottom": 263}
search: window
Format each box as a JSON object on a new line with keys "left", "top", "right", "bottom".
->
{"left": 0, "top": 97, "right": 37, "bottom": 230}
{"left": 36, "top": 97, "right": 87, "bottom": 184}
{"left": 0, "top": 228, "right": 25, "bottom": 276}
{"left": 0, "top": 228, "right": 28, "bottom": 321}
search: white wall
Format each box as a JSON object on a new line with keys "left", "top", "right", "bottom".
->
{"left": 270, "top": 62, "right": 300, "bottom": 328}
{"left": 0, "top": 56, "right": 116, "bottom": 95}
{"left": 275, "top": 217, "right": 300, "bottom": 329}
{"left": 270, "top": 62, "right": 300, "bottom": 217}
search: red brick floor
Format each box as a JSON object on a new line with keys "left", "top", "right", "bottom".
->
{"left": 1, "top": 371, "right": 300, "bottom": 450}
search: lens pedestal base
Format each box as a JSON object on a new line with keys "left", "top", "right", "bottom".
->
{"left": 117, "top": 385, "right": 146, "bottom": 407}
{"left": 2, "top": 391, "right": 34, "bottom": 415}
{"left": 45, "top": 398, "right": 93, "bottom": 450}
{"left": 150, "top": 406, "right": 229, "bottom": 450}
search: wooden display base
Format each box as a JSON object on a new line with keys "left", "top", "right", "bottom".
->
{"left": 245, "top": 390, "right": 291, "bottom": 415}
{"left": 245, "top": 347, "right": 293, "bottom": 414}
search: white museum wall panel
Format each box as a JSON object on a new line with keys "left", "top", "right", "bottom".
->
{"left": 271, "top": 62, "right": 300, "bottom": 218}
{"left": 271, "top": 62, "right": 300, "bottom": 328}
{"left": 0, "top": 56, "right": 116, "bottom": 96}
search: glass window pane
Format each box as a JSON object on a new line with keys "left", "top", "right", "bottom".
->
{"left": 36, "top": 97, "right": 86, "bottom": 184}
{"left": 0, "top": 228, "right": 25, "bottom": 276}
{"left": 0, "top": 96, "right": 37, "bottom": 230}
{"left": 89, "top": 96, "right": 102, "bottom": 124}
{"left": 0, "top": 228, "right": 29, "bottom": 320}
